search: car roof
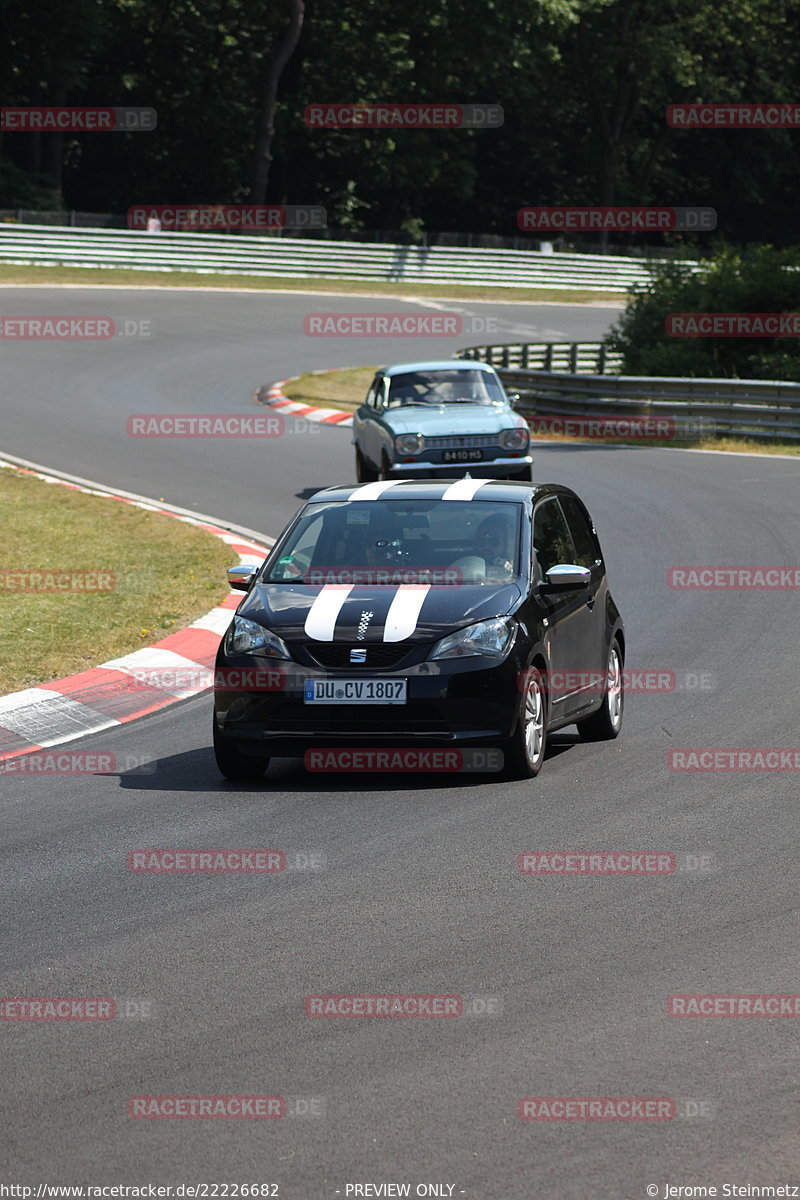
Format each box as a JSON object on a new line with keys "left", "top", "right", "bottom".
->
{"left": 306, "top": 479, "right": 563, "bottom": 506}
{"left": 380, "top": 360, "right": 498, "bottom": 377}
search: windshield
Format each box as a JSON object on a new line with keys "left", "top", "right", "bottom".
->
{"left": 264, "top": 499, "right": 523, "bottom": 585}
{"left": 385, "top": 369, "right": 506, "bottom": 408}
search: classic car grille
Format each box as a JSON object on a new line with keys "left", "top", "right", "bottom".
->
{"left": 305, "top": 644, "right": 413, "bottom": 669}
{"left": 424, "top": 434, "right": 500, "bottom": 450}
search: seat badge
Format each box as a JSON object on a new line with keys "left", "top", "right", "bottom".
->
{"left": 350, "top": 648, "right": 367, "bottom": 663}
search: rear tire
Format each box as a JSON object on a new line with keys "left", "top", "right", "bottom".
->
{"left": 576, "top": 637, "right": 624, "bottom": 741}
{"left": 504, "top": 664, "right": 548, "bottom": 779}
{"left": 355, "top": 445, "right": 377, "bottom": 483}
{"left": 213, "top": 721, "right": 269, "bottom": 781}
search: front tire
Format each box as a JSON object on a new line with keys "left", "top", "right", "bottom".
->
{"left": 213, "top": 721, "right": 270, "bottom": 781}
{"left": 504, "top": 664, "right": 548, "bottom": 779}
{"left": 378, "top": 452, "right": 392, "bottom": 481}
{"left": 576, "top": 637, "right": 624, "bottom": 741}
{"left": 355, "top": 445, "right": 377, "bottom": 483}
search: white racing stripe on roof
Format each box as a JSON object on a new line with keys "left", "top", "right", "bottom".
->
{"left": 347, "top": 480, "right": 406, "bottom": 501}
{"left": 304, "top": 584, "right": 354, "bottom": 641}
{"left": 441, "top": 478, "right": 492, "bottom": 501}
{"left": 383, "top": 585, "right": 431, "bottom": 643}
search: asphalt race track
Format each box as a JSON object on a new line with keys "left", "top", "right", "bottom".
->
{"left": 3, "top": 286, "right": 800, "bottom": 1198}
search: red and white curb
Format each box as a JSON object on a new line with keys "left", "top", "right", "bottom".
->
{"left": 0, "top": 457, "right": 273, "bottom": 763}
{"left": 254, "top": 375, "right": 354, "bottom": 426}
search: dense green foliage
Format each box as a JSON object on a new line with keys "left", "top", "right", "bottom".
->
{"left": 608, "top": 247, "right": 800, "bottom": 379}
{"left": 3, "top": 0, "right": 800, "bottom": 248}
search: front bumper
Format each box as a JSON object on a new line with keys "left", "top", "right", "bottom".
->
{"left": 388, "top": 454, "right": 533, "bottom": 478}
{"left": 213, "top": 651, "right": 524, "bottom": 757}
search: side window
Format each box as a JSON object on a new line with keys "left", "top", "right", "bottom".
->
{"left": 532, "top": 498, "right": 576, "bottom": 576}
{"left": 558, "top": 495, "right": 602, "bottom": 569}
{"left": 365, "top": 375, "right": 383, "bottom": 408}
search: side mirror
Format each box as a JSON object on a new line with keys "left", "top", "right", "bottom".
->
{"left": 541, "top": 564, "right": 591, "bottom": 591}
{"left": 508, "top": 392, "right": 521, "bottom": 407}
{"left": 228, "top": 564, "right": 258, "bottom": 592}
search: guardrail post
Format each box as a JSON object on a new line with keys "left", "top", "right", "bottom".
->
{"left": 544, "top": 344, "right": 553, "bottom": 370}
{"left": 597, "top": 344, "right": 607, "bottom": 375}
{"left": 569, "top": 344, "right": 578, "bottom": 373}
{"left": 486, "top": 346, "right": 494, "bottom": 366}
{"left": 501, "top": 345, "right": 510, "bottom": 367}
{"left": 522, "top": 344, "right": 530, "bottom": 369}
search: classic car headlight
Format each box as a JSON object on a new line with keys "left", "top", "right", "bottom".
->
{"left": 499, "top": 427, "right": 529, "bottom": 450}
{"left": 395, "top": 433, "right": 425, "bottom": 455}
{"left": 429, "top": 617, "right": 514, "bottom": 661}
{"left": 226, "top": 616, "right": 291, "bottom": 659}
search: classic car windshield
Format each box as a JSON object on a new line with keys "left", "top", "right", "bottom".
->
{"left": 264, "top": 499, "right": 523, "bottom": 584}
{"left": 386, "top": 369, "right": 506, "bottom": 408}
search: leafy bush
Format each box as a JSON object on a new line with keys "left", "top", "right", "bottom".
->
{"left": 608, "top": 246, "right": 800, "bottom": 381}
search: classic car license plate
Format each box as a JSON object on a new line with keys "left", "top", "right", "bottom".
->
{"left": 304, "top": 678, "right": 407, "bottom": 704}
{"left": 442, "top": 448, "right": 484, "bottom": 463}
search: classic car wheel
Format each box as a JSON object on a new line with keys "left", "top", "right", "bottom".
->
{"left": 355, "top": 445, "right": 377, "bottom": 482}
{"left": 378, "top": 452, "right": 392, "bottom": 481}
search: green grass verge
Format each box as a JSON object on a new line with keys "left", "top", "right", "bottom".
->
{"left": 0, "top": 261, "right": 625, "bottom": 305}
{"left": 279, "top": 366, "right": 800, "bottom": 455}
{"left": 0, "top": 465, "right": 237, "bottom": 693}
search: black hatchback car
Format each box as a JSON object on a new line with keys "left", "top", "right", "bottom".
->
{"left": 213, "top": 478, "right": 624, "bottom": 781}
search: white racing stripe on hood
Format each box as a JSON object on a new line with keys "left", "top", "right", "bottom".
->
{"left": 347, "top": 480, "right": 405, "bottom": 501}
{"left": 304, "top": 584, "right": 354, "bottom": 641}
{"left": 441, "top": 478, "right": 492, "bottom": 501}
{"left": 383, "top": 584, "right": 431, "bottom": 643}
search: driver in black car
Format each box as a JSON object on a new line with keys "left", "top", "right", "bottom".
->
{"left": 474, "top": 514, "right": 516, "bottom": 580}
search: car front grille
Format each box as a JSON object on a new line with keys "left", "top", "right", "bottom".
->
{"left": 424, "top": 434, "right": 500, "bottom": 450}
{"left": 305, "top": 644, "right": 414, "bottom": 669}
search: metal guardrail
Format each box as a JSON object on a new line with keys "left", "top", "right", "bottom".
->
{"left": 0, "top": 224, "right": 697, "bottom": 292}
{"left": 458, "top": 342, "right": 800, "bottom": 441}
{"left": 460, "top": 341, "right": 623, "bottom": 373}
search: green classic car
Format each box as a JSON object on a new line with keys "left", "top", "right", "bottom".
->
{"left": 352, "top": 359, "right": 533, "bottom": 482}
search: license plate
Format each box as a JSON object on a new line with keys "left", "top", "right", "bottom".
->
{"left": 442, "top": 448, "right": 484, "bottom": 463}
{"left": 304, "top": 678, "right": 407, "bottom": 704}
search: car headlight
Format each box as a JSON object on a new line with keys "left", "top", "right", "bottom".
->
{"left": 395, "top": 433, "right": 425, "bottom": 455}
{"left": 429, "top": 617, "right": 514, "bottom": 661}
{"left": 226, "top": 616, "right": 291, "bottom": 659}
{"left": 499, "top": 427, "right": 529, "bottom": 450}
